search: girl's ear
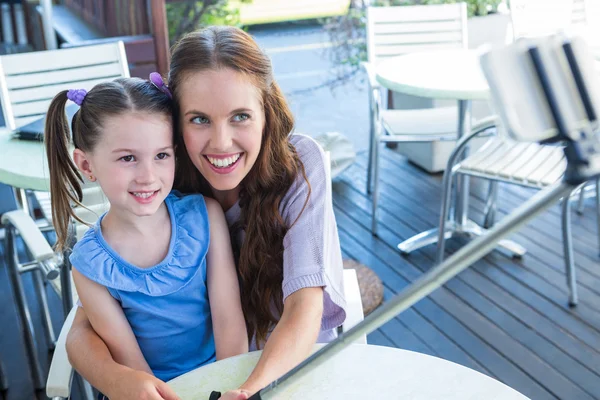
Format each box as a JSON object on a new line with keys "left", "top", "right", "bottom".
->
{"left": 73, "top": 149, "right": 95, "bottom": 182}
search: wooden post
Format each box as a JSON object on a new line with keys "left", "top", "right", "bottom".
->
{"left": 150, "top": 0, "right": 170, "bottom": 76}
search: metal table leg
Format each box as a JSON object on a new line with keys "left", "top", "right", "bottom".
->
{"left": 397, "top": 99, "right": 525, "bottom": 258}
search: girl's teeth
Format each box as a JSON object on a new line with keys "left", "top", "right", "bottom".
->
{"left": 133, "top": 192, "right": 154, "bottom": 198}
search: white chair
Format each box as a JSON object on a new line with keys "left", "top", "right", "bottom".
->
{"left": 342, "top": 268, "right": 366, "bottom": 344}
{"left": 2, "top": 184, "right": 108, "bottom": 398}
{"left": 364, "top": 2, "right": 468, "bottom": 192}
{"left": 365, "top": 3, "right": 475, "bottom": 234}
{"left": 507, "top": 0, "right": 574, "bottom": 42}
{"left": 0, "top": 41, "right": 129, "bottom": 129}
{"left": 0, "top": 42, "right": 128, "bottom": 395}
{"left": 432, "top": 0, "right": 600, "bottom": 307}
{"left": 435, "top": 121, "right": 600, "bottom": 306}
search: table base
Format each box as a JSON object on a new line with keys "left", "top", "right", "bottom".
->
{"left": 397, "top": 219, "right": 527, "bottom": 259}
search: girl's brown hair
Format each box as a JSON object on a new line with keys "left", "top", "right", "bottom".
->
{"left": 169, "top": 26, "right": 311, "bottom": 347}
{"left": 45, "top": 78, "right": 172, "bottom": 251}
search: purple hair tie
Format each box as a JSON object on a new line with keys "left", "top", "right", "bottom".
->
{"left": 149, "top": 72, "right": 172, "bottom": 99}
{"left": 67, "top": 89, "right": 87, "bottom": 106}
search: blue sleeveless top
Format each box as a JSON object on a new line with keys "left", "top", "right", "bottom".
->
{"left": 70, "top": 192, "right": 215, "bottom": 381}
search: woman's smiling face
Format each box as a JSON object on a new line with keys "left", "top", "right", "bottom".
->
{"left": 178, "top": 68, "right": 265, "bottom": 195}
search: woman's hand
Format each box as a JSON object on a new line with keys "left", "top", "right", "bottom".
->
{"left": 107, "top": 368, "right": 180, "bottom": 400}
{"left": 218, "top": 389, "right": 251, "bottom": 400}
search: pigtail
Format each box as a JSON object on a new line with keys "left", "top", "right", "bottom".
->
{"left": 44, "top": 91, "right": 84, "bottom": 251}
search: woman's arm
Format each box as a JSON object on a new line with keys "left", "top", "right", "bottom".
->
{"left": 205, "top": 197, "right": 248, "bottom": 360}
{"left": 67, "top": 274, "right": 180, "bottom": 399}
{"left": 223, "top": 286, "right": 323, "bottom": 398}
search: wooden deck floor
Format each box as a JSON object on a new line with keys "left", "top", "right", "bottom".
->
{"left": 1, "top": 147, "right": 599, "bottom": 399}
{"left": 338, "top": 149, "right": 600, "bottom": 400}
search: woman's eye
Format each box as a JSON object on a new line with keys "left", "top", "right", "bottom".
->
{"left": 120, "top": 155, "right": 135, "bottom": 162}
{"left": 232, "top": 113, "right": 250, "bottom": 122}
{"left": 156, "top": 152, "right": 170, "bottom": 160}
{"left": 191, "top": 116, "right": 209, "bottom": 125}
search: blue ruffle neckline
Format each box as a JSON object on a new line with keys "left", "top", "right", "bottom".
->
{"left": 70, "top": 193, "right": 209, "bottom": 296}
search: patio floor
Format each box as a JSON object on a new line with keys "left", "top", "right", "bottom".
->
{"left": 1, "top": 147, "right": 600, "bottom": 399}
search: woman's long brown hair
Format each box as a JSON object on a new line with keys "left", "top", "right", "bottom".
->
{"left": 45, "top": 78, "right": 172, "bottom": 251}
{"left": 169, "top": 26, "right": 311, "bottom": 347}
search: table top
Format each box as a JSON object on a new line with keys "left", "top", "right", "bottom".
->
{"left": 167, "top": 344, "right": 529, "bottom": 399}
{"left": 0, "top": 128, "right": 51, "bottom": 192}
{"left": 375, "top": 49, "right": 491, "bottom": 101}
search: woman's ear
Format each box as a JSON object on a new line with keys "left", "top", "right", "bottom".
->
{"left": 73, "top": 149, "right": 96, "bottom": 182}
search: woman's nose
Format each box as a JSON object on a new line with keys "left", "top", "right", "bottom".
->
{"left": 210, "top": 124, "right": 233, "bottom": 151}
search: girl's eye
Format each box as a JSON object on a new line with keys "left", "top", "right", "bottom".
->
{"left": 191, "top": 116, "right": 209, "bottom": 125}
{"left": 120, "top": 155, "right": 135, "bottom": 162}
{"left": 156, "top": 152, "right": 170, "bottom": 160}
{"left": 232, "top": 113, "right": 250, "bottom": 122}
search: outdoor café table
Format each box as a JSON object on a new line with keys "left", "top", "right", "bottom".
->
{"left": 375, "top": 48, "right": 524, "bottom": 258}
{"left": 0, "top": 127, "right": 50, "bottom": 193}
{"left": 167, "top": 344, "right": 530, "bottom": 399}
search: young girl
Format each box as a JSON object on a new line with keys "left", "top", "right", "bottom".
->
{"left": 46, "top": 77, "right": 247, "bottom": 396}
{"left": 67, "top": 27, "right": 347, "bottom": 400}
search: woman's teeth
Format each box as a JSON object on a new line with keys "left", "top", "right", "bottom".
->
{"left": 207, "top": 153, "right": 241, "bottom": 168}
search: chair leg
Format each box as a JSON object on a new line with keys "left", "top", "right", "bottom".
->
{"left": 596, "top": 177, "right": 600, "bottom": 257}
{"left": 576, "top": 182, "right": 586, "bottom": 215}
{"left": 436, "top": 169, "right": 457, "bottom": 264}
{"left": 32, "top": 269, "right": 56, "bottom": 351}
{"left": 0, "top": 358, "right": 8, "bottom": 392}
{"left": 366, "top": 101, "right": 375, "bottom": 194}
{"left": 371, "top": 138, "right": 381, "bottom": 235}
{"left": 561, "top": 194, "right": 578, "bottom": 307}
{"left": 4, "top": 226, "right": 45, "bottom": 390}
{"left": 483, "top": 181, "right": 498, "bottom": 229}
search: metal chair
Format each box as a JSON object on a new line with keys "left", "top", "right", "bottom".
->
{"left": 363, "top": 2, "right": 469, "bottom": 196}
{"left": 2, "top": 184, "right": 107, "bottom": 399}
{"left": 435, "top": 123, "right": 600, "bottom": 306}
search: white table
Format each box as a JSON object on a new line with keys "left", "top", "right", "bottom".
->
{"left": 376, "top": 49, "right": 525, "bottom": 258}
{"left": 0, "top": 128, "right": 50, "bottom": 192}
{"left": 167, "top": 344, "right": 529, "bottom": 399}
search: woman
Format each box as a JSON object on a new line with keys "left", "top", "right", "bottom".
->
{"left": 66, "top": 26, "right": 346, "bottom": 400}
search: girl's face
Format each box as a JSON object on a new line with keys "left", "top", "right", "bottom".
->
{"left": 178, "top": 68, "right": 265, "bottom": 198}
{"left": 74, "top": 112, "right": 175, "bottom": 218}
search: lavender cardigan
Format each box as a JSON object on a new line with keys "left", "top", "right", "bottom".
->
{"left": 225, "top": 134, "right": 347, "bottom": 347}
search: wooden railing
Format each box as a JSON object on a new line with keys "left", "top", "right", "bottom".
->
{"left": 60, "top": 0, "right": 169, "bottom": 75}
{"left": 63, "top": 0, "right": 151, "bottom": 37}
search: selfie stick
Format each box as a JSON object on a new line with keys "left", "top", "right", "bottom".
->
{"left": 219, "top": 36, "right": 600, "bottom": 400}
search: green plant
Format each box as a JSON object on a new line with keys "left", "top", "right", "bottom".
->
{"left": 167, "top": 0, "right": 251, "bottom": 45}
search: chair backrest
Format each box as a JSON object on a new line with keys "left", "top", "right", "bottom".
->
{"left": 508, "top": 0, "right": 574, "bottom": 40}
{"left": 0, "top": 41, "right": 130, "bottom": 129}
{"left": 366, "top": 3, "right": 468, "bottom": 66}
{"left": 571, "top": 0, "right": 589, "bottom": 26}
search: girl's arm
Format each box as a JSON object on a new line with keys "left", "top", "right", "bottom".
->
{"left": 224, "top": 286, "right": 324, "bottom": 398}
{"left": 205, "top": 197, "right": 248, "bottom": 360}
{"left": 72, "top": 268, "right": 151, "bottom": 372}
{"left": 70, "top": 269, "right": 180, "bottom": 399}
{"left": 66, "top": 306, "right": 181, "bottom": 400}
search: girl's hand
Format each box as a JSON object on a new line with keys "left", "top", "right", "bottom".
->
{"left": 108, "top": 369, "right": 180, "bottom": 400}
{"left": 218, "top": 389, "right": 251, "bottom": 400}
